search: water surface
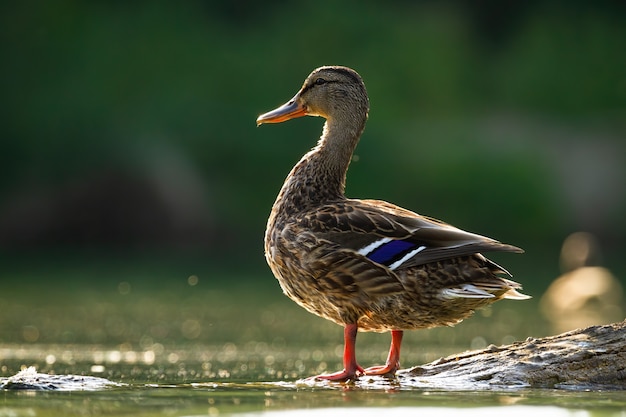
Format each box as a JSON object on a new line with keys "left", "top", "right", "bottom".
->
{"left": 1, "top": 260, "right": 623, "bottom": 415}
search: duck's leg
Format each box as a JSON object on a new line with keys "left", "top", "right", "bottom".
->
{"left": 311, "top": 323, "right": 364, "bottom": 381}
{"left": 364, "top": 330, "right": 403, "bottom": 376}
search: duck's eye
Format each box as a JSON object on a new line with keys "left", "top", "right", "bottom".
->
{"left": 314, "top": 78, "right": 326, "bottom": 85}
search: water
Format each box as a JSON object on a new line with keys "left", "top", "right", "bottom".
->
{"left": 2, "top": 373, "right": 625, "bottom": 416}
{"left": 1, "top": 261, "right": 624, "bottom": 415}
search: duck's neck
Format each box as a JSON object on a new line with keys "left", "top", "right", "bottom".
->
{"left": 276, "top": 116, "right": 366, "bottom": 212}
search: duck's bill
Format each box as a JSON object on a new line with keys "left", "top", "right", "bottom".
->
{"left": 257, "top": 96, "right": 307, "bottom": 126}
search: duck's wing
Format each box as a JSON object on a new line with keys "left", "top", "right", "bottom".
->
{"left": 304, "top": 198, "right": 523, "bottom": 274}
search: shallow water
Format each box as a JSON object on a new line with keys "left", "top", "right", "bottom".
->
{"left": 2, "top": 372, "right": 625, "bottom": 416}
{"left": 1, "top": 262, "right": 624, "bottom": 415}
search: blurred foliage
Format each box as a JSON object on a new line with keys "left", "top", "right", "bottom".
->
{"left": 0, "top": 1, "right": 625, "bottom": 290}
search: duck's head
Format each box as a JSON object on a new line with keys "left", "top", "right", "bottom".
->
{"left": 257, "top": 66, "right": 369, "bottom": 126}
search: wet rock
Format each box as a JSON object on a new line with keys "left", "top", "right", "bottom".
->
{"left": 399, "top": 320, "right": 626, "bottom": 390}
{"left": 0, "top": 366, "right": 124, "bottom": 391}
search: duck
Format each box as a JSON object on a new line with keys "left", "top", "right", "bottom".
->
{"left": 256, "top": 65, "right": 530, "bottom": 381}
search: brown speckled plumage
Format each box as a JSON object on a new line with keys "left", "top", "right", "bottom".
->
{"left": 257, "top": 66, "right": 529, "bottom": 381}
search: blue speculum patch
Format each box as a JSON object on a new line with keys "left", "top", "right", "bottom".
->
{"left": 366, "top": 240, "right": 416, "bottom": 265}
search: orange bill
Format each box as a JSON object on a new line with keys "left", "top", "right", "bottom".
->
{"left": 257, "top": 95, "right": 307, "bottom": 126}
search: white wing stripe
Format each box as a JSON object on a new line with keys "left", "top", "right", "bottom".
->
{"left": 440, "top": 284, "right": 496, "bottom": 299}
{"left": 357, "top": 237, "right": 392, "bottom": 256}
{"left": 388, "top": 245, "right": 426, "bottom": 270}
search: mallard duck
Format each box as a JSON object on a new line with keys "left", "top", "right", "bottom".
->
{"left": 257, "top": 66, "right": 530, "bottom": 381}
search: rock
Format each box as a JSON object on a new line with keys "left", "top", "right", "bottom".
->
{"left": 398, "top": 320, "right": 626, "bottom": 390}
{"left": 0, "top": 366, "right": 124, "bottom": 391}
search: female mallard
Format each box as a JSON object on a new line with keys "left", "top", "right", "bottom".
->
{"left": 257, "top": 66, "right": 529, "bottom": 381}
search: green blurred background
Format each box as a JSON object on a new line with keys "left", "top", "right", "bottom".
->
{"left": 0, "top": 0, "right": 624, "bottom": 342}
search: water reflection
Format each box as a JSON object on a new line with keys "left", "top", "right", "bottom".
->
{"left": 236, "top": 406, "right": 615, "bottom": 417}
{"left": 1, "top": 379, "right": 624, "bottom": 417}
